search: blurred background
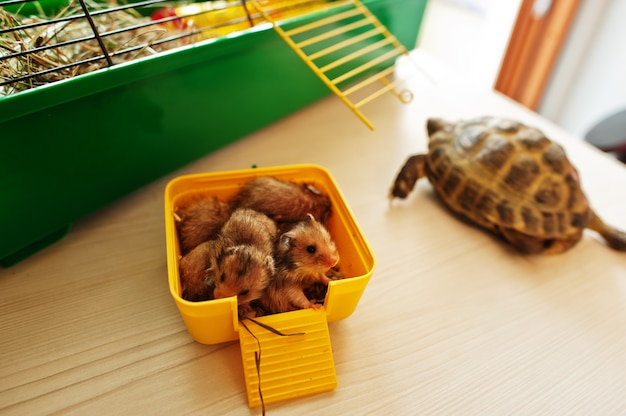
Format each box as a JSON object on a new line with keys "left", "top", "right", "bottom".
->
{"left": 416, "top": 0, "right": 626, "bottom": 147}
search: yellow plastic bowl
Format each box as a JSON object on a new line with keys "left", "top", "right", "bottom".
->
{"left": 164, "top": 164, "right": 376, "bottom": 344}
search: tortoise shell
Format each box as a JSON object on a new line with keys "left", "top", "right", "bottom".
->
{"left": 391, "top": 116, "right": 626, "bottom": 254}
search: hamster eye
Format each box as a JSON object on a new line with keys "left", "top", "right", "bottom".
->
{"left": 220, "top": 272, "right": 226, "bottom": 283}
{"left": 306, "top": 245, "right": 316, "bottom": 254}
{"left": 239, "top": 289, "right": 250, "bottom": 296}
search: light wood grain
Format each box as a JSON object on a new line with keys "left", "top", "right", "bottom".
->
{"left": 1, "top": 49, "right": 625, "bottom": 416}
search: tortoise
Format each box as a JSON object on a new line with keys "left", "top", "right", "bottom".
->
{"left": 390, "top": 116, "right": 626, "bottom": 254}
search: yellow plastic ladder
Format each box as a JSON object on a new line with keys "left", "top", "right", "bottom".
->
{"left": 251, "top": 0, "right": 416, "bottom": 130}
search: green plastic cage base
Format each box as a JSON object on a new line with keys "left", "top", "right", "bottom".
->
{"left": 0, "top": 0, "right": 428, "bottom": 266}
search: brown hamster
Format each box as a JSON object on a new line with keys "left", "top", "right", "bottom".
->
{"left": 260, "top": 214, "right": 340, "bottom": 314}
{"left": 212, "top": 208, "right": 278, "bottom": 318}
{"left": 175, "top": 195, "right": 231, "bottom": 254}
{"left": 179, "top": 240, "right": 217, "bottom": 302}
{"left": 231, "top": 176, "right": 332, "bottom": 226}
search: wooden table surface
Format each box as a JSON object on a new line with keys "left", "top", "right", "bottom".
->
{"left": 2, "top": 49, "right": 626, "bottom": 415}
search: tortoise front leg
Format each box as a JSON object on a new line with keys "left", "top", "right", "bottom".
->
{"left": 390, "top": 154, "right": 428, "bottom": 199}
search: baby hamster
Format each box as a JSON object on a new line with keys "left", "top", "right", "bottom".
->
{"left": 175, "top": 195, "right": 232, "bottom": 254}
{"left": 260, "top": 214, "right": 340, "bottom": 314}
{"left": 179, "top": 240, "right": 217, "bottom": 302}
{"left": 211, "top": 208, "right": 278, "bottom": 318}
{"left": 231, "top": 176, "right": 332, "bottom": 226}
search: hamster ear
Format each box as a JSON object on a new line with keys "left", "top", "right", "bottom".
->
{"left": 279, "top": 232, "right": 295, "bottom": 249}
{"left": 305, "top": 213, "right": 315, "bottom": 222}
{"left": 305, "top": 184, "right": 322, "bottom": 195}
{"left": 263, "top": 255, "right": 275, "bottom": 274}
{"left": 204, "top": 267, "right": 215, "bottom": 284}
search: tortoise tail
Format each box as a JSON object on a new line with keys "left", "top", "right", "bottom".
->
{"left": 587, "top": 210, "right": 626, "bottom": 251}
{"left": 390, "top": 154, "right": 427, "bottom": 200}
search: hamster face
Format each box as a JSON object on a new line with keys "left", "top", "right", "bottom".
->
{"left": 278, "top": 214, "right": 340, "bottom": 274}
{"left": 212, "top": 245, "right": 274, "bottom": 305}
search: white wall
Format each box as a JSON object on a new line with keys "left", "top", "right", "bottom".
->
{"left": 417, "top": 0, "right": 521, "bottom": 89}
{"left": 418, "top": 0, "right": 626, "bottom": 141}
{"left": 538, "top": 0, "right": 626, "bottom": 139}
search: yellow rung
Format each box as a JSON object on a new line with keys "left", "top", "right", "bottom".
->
{"left": 308, "top": 26, "right": 384, "bottom": 60}
{"left": 354, "top": 76, "right": 406, "bottom": 108}
{"left": 284, "top": 7, "right": 362, "bottom": 37}
{"left": 330, "top": 46, "right": 401, "bottom": 85}
{"left": 319, "top": 36, "right": 393, "bottom": 73}
{"left": 350, "top": 0, "right": 412, "bottom": 55}
{"left": 294, "top": 16, "right": 371, "bottom": 48}
{"left": 341, "top": 64, "right": 395, "bottom": 96}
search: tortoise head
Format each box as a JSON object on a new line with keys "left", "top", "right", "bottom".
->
{"left": 427, "top": 118, "right": 456, "bottom": 139}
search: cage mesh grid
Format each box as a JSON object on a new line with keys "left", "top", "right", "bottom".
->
{"left": 0, "top": 0, "right": 324, "bottom": 94}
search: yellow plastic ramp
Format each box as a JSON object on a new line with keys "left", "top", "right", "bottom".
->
{"left": 239, "top": 308, "right": 337, "bottom": 408}
{"left": 251, "top": 0, "right": 415, "bottom": 130}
